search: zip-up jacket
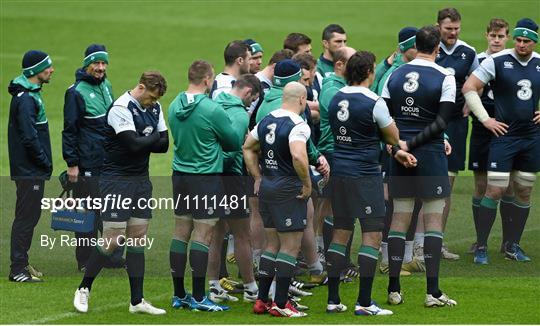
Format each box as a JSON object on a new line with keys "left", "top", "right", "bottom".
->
{"left": 8, "top": 75, "right": 52, "bottom": 180}
{"left": 62, "top": 68, "right": 113, "bottom": 168}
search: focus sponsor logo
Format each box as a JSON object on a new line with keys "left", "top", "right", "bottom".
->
{"left": 400, "top": 105, "right": 420, "bottom": 116}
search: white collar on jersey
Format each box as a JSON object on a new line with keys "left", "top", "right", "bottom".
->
{"left": 339, "top": 85, "right": 379, "bottom": 101}
{"left": 271, "top": 108, "right": 304, "bottom": 124}
{"left": 408, "top": 58, "right": 451, "bottom": 75}
{"left": 490, "top": 48, "right": 540, "bottom": 67}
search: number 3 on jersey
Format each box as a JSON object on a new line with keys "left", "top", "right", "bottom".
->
{"left": 337, "top": 99, "right": 349, "bottom": 122}
{"left": 403, "top": 71, "right": 420, "bottom": 93}
{"left": 265, "top": 123, "right": 277, "bottom": 144}
{"left": 516, "top": 79, "right": 532, "bottom": 101}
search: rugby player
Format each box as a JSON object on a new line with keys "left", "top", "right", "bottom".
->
{"left": 466, "top": 18, "right": 510, "bottom": 262}
{"left": 73, "top": 71, "right": 169, "bottom": 314}
{"left": 207, "top": 74, "right": 262, "bottom": 302}
{"left": 463, "top": 18, "right": 540, "bottom": 263}
{"left": 326, "top": 51, "right": 416, "bottom": 315}
{"left": 435, "top": 8, "right": 479, "bottom": 260}
{"left": 210, "top": 40, "right": 251, "bottom": 100}
{"left": 168, "top": 60, "right": 240, "bottom": 312}
{"left": 383, "top": 25, "right": 458, "bottom": 307}
{"left": 244, "top": 82, "right": 313, "bottom": 317}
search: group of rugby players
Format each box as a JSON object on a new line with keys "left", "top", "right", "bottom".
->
{"left": 7, "top": 3, "right": 537, "bottom": 319}
{"left": 74, "top": 7, "right": 539, "bottom": 317}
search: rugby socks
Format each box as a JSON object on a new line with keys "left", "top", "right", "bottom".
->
{"left": 477, "top": 197, "right": 499, "bottom": 247}
{"left": 326, "top": 242, "right": 347, "bottom": 304}
{"left": 472, "top": 197, "right": 482, "bottom": 237}
{"left": 499, "top": 196, "right": 514, "bottom": 245}
{"left": 79, "top": 245, "right": 110, "bottom": 291}
{"left": 322, "top": 216, "right": 333, "bottom": 252}
{"left": 387, "top": 231, "right": 405, "bottom": 293}
{"left": 275, "top": 253, "right": 296, "bottom": 309}
{"left": 381, "top": 199, "right": 393, "bottom": 265}
{"left": 219, "top": 236, "right": 229, "bottom": 279}
{"left": 308, "top": 259, "right": 324, "bottom": 275}
{"left": 357, "top": 245, "right": 379, "bottom": 307}
{"left": 126, "top": 246, "right": 145, "bottom": 306}
{"left": 424, "top": 231, "right": 443, "bottom": 297}
{"left": 508, "top": 200, "right": 530, "bottom": 245}
{"left": 316, "top": 235, "right": 324, "bottom": 251}
{"left": 414, "top": 232, "right": 425, "bottom": 248}
{"left": 257, "top": 251, "right": 276, "bottom": 302}
{"left": 190, "top": 241, "right": 209, "bottom": 301}
{"left": 382, "top": 199, "right": 393, "bottom": 242}
{"left": 381, "top": 241, "right": 389, "bottom": 265}
{"left": 170, "top": 239, "right": 187, "bottom": 298}
{"left": 404, "top": 241, "right": 414, "bottom": 264}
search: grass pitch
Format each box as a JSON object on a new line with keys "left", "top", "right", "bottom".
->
{"left": 1, "top": 0, "right": 540, "bottom": 324}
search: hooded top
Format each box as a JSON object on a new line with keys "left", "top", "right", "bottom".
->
{"left": 214, "top": 92, "right": 249, "bottom": 175}
{"left": 168, "top": 92, "right": 240, "bottom": 174}
{"left": 62, "top": 68, "right": 113, "bottom": 169}
{"left": 8, "top": 74, "right": 52, "bottom": 179}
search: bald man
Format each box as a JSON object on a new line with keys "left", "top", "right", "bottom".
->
{"left": 244, "top": 82, "right": 311, "bottom": 317}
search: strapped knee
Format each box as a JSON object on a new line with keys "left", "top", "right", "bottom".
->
{"left": 487, "top": 171, "right": 510, "bottom": 188}
{"left": 422, "top": 198, "right": 446, "bottom": 215}
{"left": 393, "top": 198, "right": 415, "bottom": 213}
{"left": 514, "top": 170, "right": 537, "bottom": 187}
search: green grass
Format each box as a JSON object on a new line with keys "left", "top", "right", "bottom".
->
{"left": 0, "top": 177, "right": 539, "bottom": 324}
{"left": 1, "top": 0, "right": 540, "bottom": 324}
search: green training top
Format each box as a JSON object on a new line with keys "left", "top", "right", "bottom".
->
{"left": 317, "top": 74, "right": 347, "bottom": 154}
{"left": 316, "top": 54, "right": 335, "bottom": 79}
{"left": 215, "top": 92, "right": 249, "bottom": 175}
{"left": 371, "top": 54, "right": 405, "bottom": 95}
{"left": 168, "top": 92, "right": 240, "bottom": 174}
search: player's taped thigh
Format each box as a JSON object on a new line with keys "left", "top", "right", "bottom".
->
{"left": 422, "top": 198, "right": 446, "bottom": 215}
{"left": 126, "top": 217, "right": 149, "bottom": 238}
{"left": 102, "top": 221, "right": 127, "bottom": 252}
{"left": 193, "top": 217, "right": 219, "bottom": 226}
{"left": 448, "top": 171, "right": 458, "bottom": 177}
{"left": 393, "top": 197, "right": 415, "bottom": 213}
{"left": 514, "top": 170, "right": 537, "bottom": 187}
{"left": 175, "top": 214, "right": 193, "bottom": 221}
{"left": 487, "top": 171, "right": 511, "bottom": 188}
{"left": 127, "top": 217, "right": 149, "bottom": 226}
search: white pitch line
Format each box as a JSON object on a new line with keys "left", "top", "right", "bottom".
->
{"left": 25, "top": 293, "right": 168, "bottom": 324}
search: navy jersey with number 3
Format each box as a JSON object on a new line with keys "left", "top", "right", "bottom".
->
{"left": 473, "top": 49, "right": 540, "bottom": 137}
{"left": 382, "top": 58, "right": 456, "bottom": 151}
{"left": 329, "top": 86, "right": 394, "bottom": 176}
{"left": 251, "top": 109, "right": 311, "bottom": 201}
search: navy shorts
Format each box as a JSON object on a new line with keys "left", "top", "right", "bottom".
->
{"left": 446, "top": 116, "right": 469, "bottom": 172}
{"left": 172, "top": 171, "right": 225, "bottom": 219}
{"left": 389, "top": 149, "right": 450, "bottom": 199}
{"left": 468, "top": 127, "right": 492, "bottom": 172}
{"left": 100, "top": 177, "right": 152, "bottom": 222}
{"left": 331, "top": 175, "right": 385, "bottom": 231}
{"left": 222, "top": 174, "right": 249, "bottom": 218}
{"left": 259, "top": 198, "right": 307, "bottom": 232}
{"left": 487, "top": 135, "right": 540, "bottom": 173}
